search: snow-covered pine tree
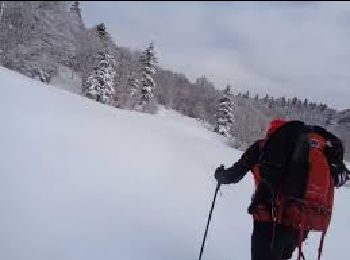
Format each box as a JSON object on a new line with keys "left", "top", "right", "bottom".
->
{"left": 96, "top": 23, "right": 106, "bottom": 41}
{"left": 127, "top": 75, "right": 139, "bottom": 98}
{"left": 123, "top": 74, "right": 139, "bottom": 109}
{"left": 243, "top": 90, "right": 250, "bottom": 99}
{"left": 0, "top": 1, "right": 87, "bottom": 83}
{"left": 138, "top": 42, "right": 157, "bottom": 112}
{"left": 214, "top": 85, "right": 234, "bottom": 137}
{"left": 263, "top": 94, "right": 269, "bottom": 103}
{"left": 84, "top": 51, "right": 116, "bottom": 105}
{"left": 70, "top": 1, "right": 82, "bottom": 22}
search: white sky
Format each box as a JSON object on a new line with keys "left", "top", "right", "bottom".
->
{"left": 81, "top": 2, "right": 350, "bottom": 110}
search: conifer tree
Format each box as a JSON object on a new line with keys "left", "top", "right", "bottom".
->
{"left": 127, "top": 75, "right": 139, "bottom": 98}
{"left": 138, "top": 42, "right": 157, "bottom": 111}
{"left": 70, "top": 1, "right": 81, "bottom": 18}
{"left": 214, "top": 85, "right": 234, "bottom": 137}
{"left": 84, "top": 51, "right": 116, "bottom": 105}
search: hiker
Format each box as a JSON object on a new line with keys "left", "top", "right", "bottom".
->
{"left": 214, "top": 119, "right": 349, "bottom": 260}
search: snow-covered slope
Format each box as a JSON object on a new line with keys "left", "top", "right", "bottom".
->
{"left": 0, "top": 66, "right": 349, "bottom": 260}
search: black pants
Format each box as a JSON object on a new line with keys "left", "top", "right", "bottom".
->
{"left": 251, "top": 221, "right": 301, "bottom": 260}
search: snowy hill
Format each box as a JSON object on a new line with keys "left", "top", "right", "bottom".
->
{"left": 0, "top": 66, "right": 349, "bottom": 260}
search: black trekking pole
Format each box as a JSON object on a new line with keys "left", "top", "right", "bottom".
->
{"left": 198, "top": 181, "right": 221, "bottom": 260}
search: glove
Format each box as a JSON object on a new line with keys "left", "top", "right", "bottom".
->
{"left": 247, "top": 193, "right": 261, "bottom": 215}
{"left": 247, "top": 200, "right": 258, "bottom": 215}
{"left": 338, "top": 168, "right": 350, "bottom": 187}
{"left": 247, "top": 187, "right": 274, "bottom": 215}
{"left": 214, "top": 165, "right": 225, "bottom": 184}
{"left": 333, "top": 163, "right": 349, "bottom": 188}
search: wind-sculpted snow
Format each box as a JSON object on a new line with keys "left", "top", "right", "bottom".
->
{"left": 0, "top": 67, "right": 348, "bottom": 260}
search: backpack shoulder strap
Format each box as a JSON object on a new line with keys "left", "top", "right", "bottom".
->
{"left": 259, "top": 121, "right": 306, "bottom": 174}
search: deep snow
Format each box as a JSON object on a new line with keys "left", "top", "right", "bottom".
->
{"left": 0, "top": 67, "right": 349, "bottom": 260}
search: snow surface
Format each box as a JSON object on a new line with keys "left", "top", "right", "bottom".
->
{"left": 0, "top": 66, "right": 349, "bottom": 260}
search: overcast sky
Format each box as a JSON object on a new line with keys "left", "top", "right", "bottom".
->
{"left": 81, "top": 2, "right": 350, "bottom": 110}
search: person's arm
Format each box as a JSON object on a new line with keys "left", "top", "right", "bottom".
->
{"left": 215, "top": 140, "right": 261, "bottom": 184}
